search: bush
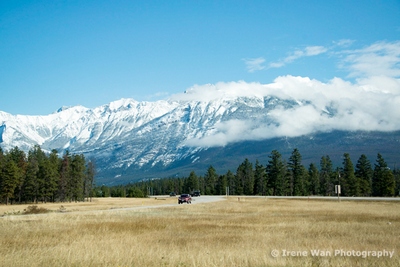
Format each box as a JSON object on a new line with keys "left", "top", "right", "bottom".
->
{"left": 24, "top": 205, "right": 49, "bottom": 214}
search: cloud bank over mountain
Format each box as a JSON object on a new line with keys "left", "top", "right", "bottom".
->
{"left": 175, "top": 41, "right": 400, "bottom": 147}
{"left": 1, "top": 41, "right": 399, "bottom": 151}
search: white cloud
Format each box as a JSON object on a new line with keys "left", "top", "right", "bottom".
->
{"left": 177, "top": 40, "right": 400, "bottom": 147}
{"left": 243, "top": 57, "right": 266, "bottom": 72}
{"left": 269, "top": 45, "right": 328, "bottom": 68}
{"left": 333, "top": 39, "right": 355, "bottom": 47}
{"left": 341, "top": 41, "right": 400, "bottom": 78}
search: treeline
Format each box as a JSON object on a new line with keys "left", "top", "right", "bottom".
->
{"left": 101, "top": 149, "right": 400, "bottom": 198}
{"left": 0, "top": 146, "right": 95, "bottom": 205}
{"left": 2, "top": 145, "right": 398, "bottom": 202}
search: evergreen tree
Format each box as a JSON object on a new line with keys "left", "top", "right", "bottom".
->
{"left": 288, "top": 148, "right": 305, "bottom": 196}
{"left": 22, "top": 145, "right": 47, "bottom": 203}
{"left": 394, "top": 168, "right": 400, "bottom": 197}
{"left": 38, "top": 155, "right": 51, "bottom": 202}
{"left": 185, "top": 171, "right": 199, "bottom": 193}
{"left": 0, "top": 155, "right": 19, "bottom": 205}
{"left": 236, "top": 159, "right": 254, "bottom": 195}
{"left": 100, "top": 185, "right": 110, "bottom": 197}
{"left": 254, "top": 160, "right": 266, "bottom": 195}
{"left": 84, "top": 160, "right": 96, "bottom": 202}
{"left": 59, "top": 151, "right": 71, "bottom": 201}
{"left": 233, "top": 172, "right": 243, "bottom": 195}
{"left": 355, "top": 154, "right": 373, "bottom": 196}
{"left": 204, "top": 165, "right": 217, "bottom": 195}
{"left": 308, "top": 163, "right": 319, "bottom": 195}
{"left": 319, "top": 155, "right": 334, "bottom": 196}
{"left": 266, "top": 150, "right": 287, "bottom": 196}
{"left": 23, "top": 150, "right": 39, "bottom": 203}
{"left": 342, "top": 153, "right": 358, "bottom": 196}
{"left": 216, "top": 174, "right": 228, "bottom": 195}
{"left": 225, "top": 170, "right": 235, "bottom": 195}
{"left": 126, "top": 186, "right": 145, "bottom": 197}
{"left": 70, "top": 154, "right": 86, "bottom": 201}
{"left": 372, "top": 154, "right": 395, "bottom": 196}
{"left": 8, "top": 147, "right": 27, "bottom": 203}
{"left": 46, "top": 150, "right": 60, "bottom": 202}
{"left": 194, "top": 175, "right": 203, "bottom": 194}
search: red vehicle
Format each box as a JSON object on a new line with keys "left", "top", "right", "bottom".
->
{"left": 178, "top": 194, "right": 192, "bottom": 204}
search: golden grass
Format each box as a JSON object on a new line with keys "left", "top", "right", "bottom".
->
{"left": 0, "top": 197, "right": 177, "bottom": 214}
{"left": 0, "top": 197, "right": 399, "bottom": 267}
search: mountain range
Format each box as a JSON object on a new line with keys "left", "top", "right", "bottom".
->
{"left": 1, "top": 90, "right": 399, "bottom": 185}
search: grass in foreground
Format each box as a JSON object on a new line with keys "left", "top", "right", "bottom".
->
{"left": 0, "top": 197, "right": 399, "bottom": 267}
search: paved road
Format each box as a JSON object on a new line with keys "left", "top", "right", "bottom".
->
{"left": 150, "top": 195, "right": 227, "bottom": 204}
{"left": 100, "top": 195, "right": 227, "bottom": 213}
{"left": 240, "top": 196, "right": 400, "bottom": 201}
{"left": 157, "top": 195, "right": 400, "bottom": 202}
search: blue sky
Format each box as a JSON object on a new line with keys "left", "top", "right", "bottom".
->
{"left": 1, "top": 0, "right": 399, "bottom": 115}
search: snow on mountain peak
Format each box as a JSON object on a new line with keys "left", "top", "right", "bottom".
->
{"left": 107, "top": 98, "right": 138, "bottom": 111}
{"left": 55, "top": 105, "right": 88, "bottom": 114}
{"left": 56, "top": 106, "right": 71, "bottom": 113}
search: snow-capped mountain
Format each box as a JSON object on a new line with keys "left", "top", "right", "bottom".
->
{"left": 0, "top": 94, "right": 296, "bottom": 179}
{"left": 1, "top": 80, "right": 400, "bottom": 184}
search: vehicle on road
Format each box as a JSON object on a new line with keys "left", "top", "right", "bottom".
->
{"left": 192, "top": 190, "right": 201, "bottom": 197}
{"left": 178, "top": 194, "right": 192, "bottom": 204}
{"left": 169, "top": 192, "right": 176, "bottom": 197}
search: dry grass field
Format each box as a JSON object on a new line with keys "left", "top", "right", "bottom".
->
{"left": 0, "top": 197, "right": 399, "bottom": 267}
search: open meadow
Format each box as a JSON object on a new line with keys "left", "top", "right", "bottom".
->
{"left": 0, "top": 197, "right": 399, "bottom": 267}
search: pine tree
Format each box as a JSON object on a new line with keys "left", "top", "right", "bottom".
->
{"left": 225, "top": 170, "right": 235, "bottom": 195}
{"left": 20, "top": 146, "right": 44, "bottom": 203}
{"left": 23, "top": 149, "right": 40, "bottom": 203}
{"left": 216, "top": 174, "right": 228, "bottom": 195}
{"left": 372, "top": 154, "right": 395, "bottom": 196}
{"left": 1, "top": 155, "right": 19, "bottom": 205}
{"left": 254, "top": 160, "right": 266, "bottom": 195}
{"left": 266, "top": 150, "right": 287, "bottom": 196}
{"left": 46, "top": 150, "right": 60, "bottom": 202}
{"left": 288, "top": 148, "right": 305, "bottom": 196}
{"left": 236, "top": 159, "right": 254, "bottom": 195}
{"left": 84, "top": 160, "right": 96, "bottom": 202}
{"left": 319, "top": 155, "right": 334, "bottom": 196}
{"left": 394, "top": 168, "right": 400, "bottom": 197}
{"left": 70, "top": 154, "right": 86, "bottom": 202}
{"left": 8, "top": 147, "right": 27, "bottom": 203}
{"left": 342, "top": 153, "right": 359, "bottom": 196}
{"left": 355, "top": 154, "right": 373, "bottom": 196}
{"left": 204, "top": 165, "right": 217, "bottom": 195}
{"left": 35, "top": 146, "right": 48, "bottom": 202}
{"left": 59, "top": 151, "right": 71, "bottom": 201}
{"left": 308, "top": 163, "right": 319, "bottom": 195}
{"left": 185, "top": 171, "right": 199, "bottom": 194}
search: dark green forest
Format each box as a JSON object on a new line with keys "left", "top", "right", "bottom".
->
{"left": 0, "top": 146, "right": 399, "bottom": 205}
{"left": 0, "top": 146, "right": 95, "bottom": 205}
{"left": 97, "top": 149, "right": 399, "bottom": 199}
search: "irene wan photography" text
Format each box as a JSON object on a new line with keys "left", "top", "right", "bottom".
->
{"left": 270, "top": 249, "right": 395, "bottom": 258}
